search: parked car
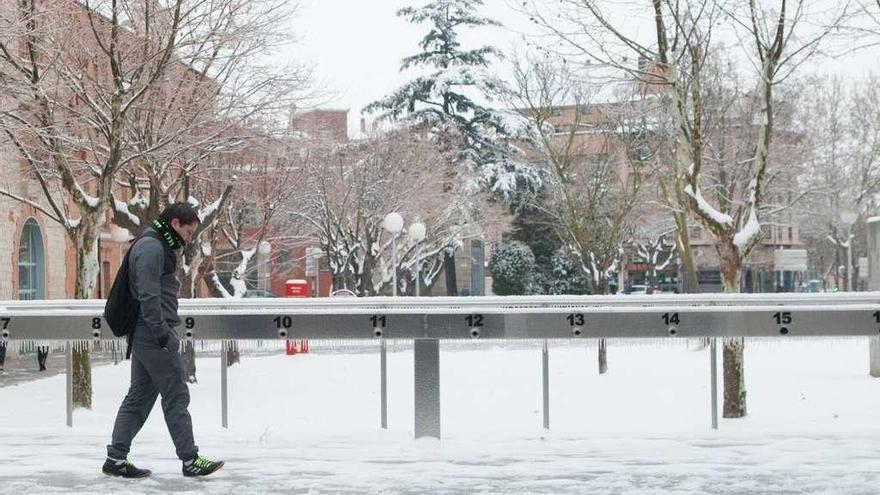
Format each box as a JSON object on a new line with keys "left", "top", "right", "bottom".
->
{"left": 798, "top": 279, "right": 824, "bottom": 293}
{"left": 330, "top": 289, "right": 357, "bottom": 297}
{"left": 628, "top": 284, "right": 647, "bottom": 295}
{"left": 626, "top": 284, "right": 664, "bottom": 295}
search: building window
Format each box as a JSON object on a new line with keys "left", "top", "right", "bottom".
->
{"left": 18, "top": 218, "right": 45, "bottom": 300}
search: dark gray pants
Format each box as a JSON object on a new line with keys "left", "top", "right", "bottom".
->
{"left": 107, "top": 335, "right": 197, "bottom": 461}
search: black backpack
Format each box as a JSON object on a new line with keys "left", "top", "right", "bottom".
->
{"left": 103, "top": 230, "right": 162, "bottom": 357}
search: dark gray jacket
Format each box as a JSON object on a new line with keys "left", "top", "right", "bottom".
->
{"left": 128, "top": 228, "right": 181, "bottom": 343}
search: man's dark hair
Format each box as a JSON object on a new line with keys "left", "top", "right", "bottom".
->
{"left": 159, "top": 202, "right": 200, "bottom": 225}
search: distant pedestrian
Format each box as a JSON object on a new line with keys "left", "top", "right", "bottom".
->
{"left": 102, "top": 203, "right": 223, "bottom": 479}
{"left": 0, "top": 340, "right": 6, "bottom": 371}
{"left": 37, "top": 346, "right": 48, "bottom": 371}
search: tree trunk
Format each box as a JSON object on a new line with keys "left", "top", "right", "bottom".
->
{"left": 179, "top": 243, "right": 203, "bottom": 299}
{"left": 73, "top": 227, "right": 99, "bottom": 409}
{"left": 718, "top": 239, "right": 747, "bottom": 418}
{"left": 673, "top": 211, "right": 700, "bottom": 293}
{"left": 722, "top": 337, "right": 746, "bottom": 417}
{"left": 834, "top": 246, "right": 842, "bottom": 291}
{"left": 443, "top": 251, "right": 458, "bottom": 296}
{"left": 182, "top": 339, "right": 197, "bottom": 383}
{"left": 718, "top": 240, "right": 742, "bottom": 293}
{"left": 179, "top": 247, "right": 201, "bottom": 382}
{"left": 72, "top": 341, "right": 92, "bottom": 409}
{"left": 359, "top": 251, "right": 377, "bottom": 296}
{"left": 665, "top": 64, "right": 700, "bottom": 295}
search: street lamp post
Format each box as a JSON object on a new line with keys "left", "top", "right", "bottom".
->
{"left": 408, "top": 222, "right": 426, "bottom": 297}
{"left": 383, "top": 213, "right": 404, "bottom": 297}
{"left": 379, "top": 212, "right": 403, "bottom": 431}
{"left": 841, "top": 209, "right": 858, "bottom": 292}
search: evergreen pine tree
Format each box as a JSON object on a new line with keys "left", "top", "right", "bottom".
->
{"left": 509, "top": 201, "right": 558, "bottom": 293}
{"left": 366, "top": 0, "right": 540, "bottom": 295}
{"left": 366, "top": 0, "right": 536, "bottom": 189}
{"left": 508, "top": 191, "right": 587, "bottom": 294}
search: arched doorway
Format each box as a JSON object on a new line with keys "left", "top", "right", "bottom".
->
{"left": 18, "top": 218, "right": 45, "bottom": 300}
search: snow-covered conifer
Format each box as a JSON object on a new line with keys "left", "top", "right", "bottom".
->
{"left": 489, "top": 241, "right": 536, "bottom": 295}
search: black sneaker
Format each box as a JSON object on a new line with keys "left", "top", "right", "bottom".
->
{"left": 102, "top": 458, "right": 151, "bottom": 478}
{"left": 182, "top": 455, "right": 224, "bottom": 477}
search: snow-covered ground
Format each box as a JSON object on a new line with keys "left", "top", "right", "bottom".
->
{"left": 2, "top": 338, "right": 880, "bottom": 494}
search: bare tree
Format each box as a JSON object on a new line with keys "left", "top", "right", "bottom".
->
{"left": 105, "top": 0, "right": 312, "bottom": 295}
{"left": 189, "top": 136, "right": 306, "bottom": 298}
{"left": 631, "top": 227, "right": 676, "bottom": 294}
{"left": 0, "top": 0, "right": 192, "bottom": 408}
{"left": 507, "top": 55, "right": 656, "bottom": 294}
{"left": 796, "top": 77, "right": 850, "bottom": 289}
{"left": 0, "top": 0, "right": 309, "bottom": 408}
{"left": 521, "top": 0, "right": 846, "bottom": 416}
{"left": 505, "top": 54, "right": 659, "bottom": 373}
{"left": 841, "top": 1, "right": 880, "bottom": 48}
{"left": 294, "top": 128, "right": 508, "bottom": 296}
{"left": 798, "top": 74, "right": 880, "bottom": 289}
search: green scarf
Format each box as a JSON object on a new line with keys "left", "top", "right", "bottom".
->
{"left": 152, "top": 218, "right": 185, "bottom": 250}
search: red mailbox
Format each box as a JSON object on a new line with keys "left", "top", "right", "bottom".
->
{"left": 285, "top": 279, "right": 310, "bottom": 298}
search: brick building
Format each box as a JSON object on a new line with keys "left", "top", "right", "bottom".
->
{"left": 517, "top": 87, "right": 805, "bottom": 293}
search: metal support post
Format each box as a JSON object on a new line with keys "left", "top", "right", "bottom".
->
{"left": 415, "top": 244, "right": 421, "bottom": 298}
{"left": 221, "top": 340, "right": 228, "bottom": 428}
{"left": 392, "top": 237, "right": 398, "bottom": 297}
{"left": 710, "top": 338, "right": 718, "bottom": 430}
{"left": 414, "top": 338, "right": 440, "bottom": 439}
{"left": 381, "top": 339, "right": 388, "bottom": 429}
{"left": 847, "top": 224, "right": 854, "bottom": 292}
{"left": 66, "top": 342, "right": 73, "bottom": 427}
{"left": 542, "top": 339, "right": 550, "bottom": 430}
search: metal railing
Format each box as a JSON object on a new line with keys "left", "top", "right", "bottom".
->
{"left": 2, "top": 293, "right": 879, "bottom": 437}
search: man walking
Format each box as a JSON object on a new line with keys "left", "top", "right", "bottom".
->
{"left": 103, "top": 203, "right": 223, "bottom": 478}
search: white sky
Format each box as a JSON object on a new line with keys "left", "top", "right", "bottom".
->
{"left": 281, "top": 0, "right": 880, "bottom": 139}
{"left": 283, "top": 0, "right": 534, "bottom": 137}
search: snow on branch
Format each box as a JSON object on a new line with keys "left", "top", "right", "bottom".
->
{"left": 73, "top": 181, "right": 100, "bottom": 209}
{"left": 113, "top": 198, "right": 141, "bottom": 226}
{"left": 209, "top": 272, "right": 233, "bottom": 298}
{"left": 199, "top": 197, "right": 224, "bottom": 224}
{"left": 684, "top": 183, "right": 733, "bottom": 227}
{"left": 733, "top": 208, "right": 761, "bottom": 250}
